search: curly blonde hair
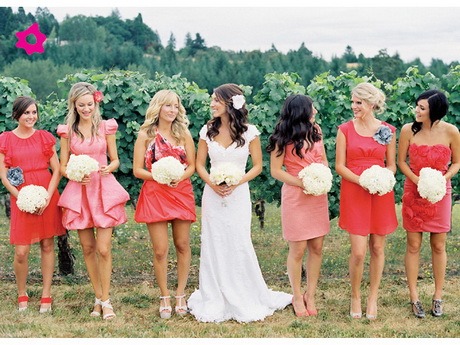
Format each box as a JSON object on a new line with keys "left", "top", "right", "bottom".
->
{"left": 140, "top": 90, "right": 189, "bottom": 144}
{"left": 352, "top": 82, "right": 386, "bottom": 115}
{"left": 65, "top": 82, "right": 102, "bottom": 140}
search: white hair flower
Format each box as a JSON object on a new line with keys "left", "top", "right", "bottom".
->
{"left": 231, "top": 95, "right": 246, "bottom": 110}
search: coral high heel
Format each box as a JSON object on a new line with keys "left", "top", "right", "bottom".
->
{"left": 18, "top": 295, "right": 29, "bottom": 312}
{"left": 39, "top": 297, "right": 52, "bottom": 313}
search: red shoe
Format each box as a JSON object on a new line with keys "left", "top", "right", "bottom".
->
{"left": 39, "top": 297, "right": 52, "bottom": 313}
{"left": 292, "top": 297, "right": 309, "bottom": 317}
{"left": 303, "top": 292, "right": 318, "bottom": 316}
{"left": 18, "top": 295, "right": 29, "bottom": 312}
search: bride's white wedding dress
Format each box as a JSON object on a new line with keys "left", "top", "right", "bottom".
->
{"left": 188, "top": 124, "right": 292, "bottom": 323}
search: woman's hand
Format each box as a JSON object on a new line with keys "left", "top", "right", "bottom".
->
{"left": 36, "top": 195, "right": 51, "bottom": 215}
{"left": 169, "top": 179, "right": 180, "bottom": 188}
{"left": 212, "top": 183, "right": 237, "bottom": 197}
{"left": 80, "top": 174, "right": 91, "bottom": 185}
{"left": 99, "top": 165, "right": 111, "bottom": 176}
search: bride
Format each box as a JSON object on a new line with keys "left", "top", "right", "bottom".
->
{"left": 188, "top": 83, "right": 292, "bottom": 323}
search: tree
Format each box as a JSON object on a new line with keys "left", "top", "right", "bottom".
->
{"left": 342, "top": 45, "right": 357, "bottom": 63}
{"left": 371, "top": 49, "right": 405, "bottom": 83}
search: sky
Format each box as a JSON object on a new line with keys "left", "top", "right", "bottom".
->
{"left": 5, "top": 1, "right": 460, "bottom": 65}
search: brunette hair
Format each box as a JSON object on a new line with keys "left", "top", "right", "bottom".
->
{"left": 12, "top": 96, "right": 38, "bottom": 121}
{"left": 411, "top": 90, "right": 449, "bottom": 135}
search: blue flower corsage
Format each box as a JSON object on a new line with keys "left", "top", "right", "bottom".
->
{"left": 373, "top": 125, "right": 393, "bottom": 145}
{"left": 7, "top": 167, "right": 24, "bottom": 187}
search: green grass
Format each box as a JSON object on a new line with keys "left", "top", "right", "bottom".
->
{"left": 0, "top": 203, "right": 459, "bottom": 337}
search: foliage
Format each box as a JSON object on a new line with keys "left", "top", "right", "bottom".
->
{"left": 0, "top": 76, "right": 34, "bottom": 132}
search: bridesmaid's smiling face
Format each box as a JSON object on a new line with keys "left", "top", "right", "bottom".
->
{"left": 210, "top": 93, "right": 227, "bottom": 119}
{"left": 351, "top": 95, "right": 373, "bottom": 119}
{"left": 75, "top": 94, "right": 95, "bottom": 121}
{"left": 18, "top": 103, "right": 38, "bottom": 129}
{"left": 159, "top": 101, "right": 179, "bottom": 124}
{"left": 415, "top": 99, "right": 430, "bottom": 123}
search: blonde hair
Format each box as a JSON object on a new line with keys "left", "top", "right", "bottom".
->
{"left": 352, "top": 82, "right": 386, "bottom": 115}
{"left": 140, "top": 90, "right": 189, "bottom": 143}
{"left": 65, "top": 82, "right": 102, "bottom": 140}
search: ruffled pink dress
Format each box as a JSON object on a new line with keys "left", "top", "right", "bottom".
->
{"left": 402, "top": 144, "right": 452, "bottom": 233}
{"left": 134, "top": 131, "right": 196, "bottom": 223}
{"left": 281, "top": 139, "right": 330, "bottom": 241}
{"left": 0, "top": 130, "right": 65, "bottom": 245}
{"left": 57, "top": 119, "right": 130, "bottom": 230}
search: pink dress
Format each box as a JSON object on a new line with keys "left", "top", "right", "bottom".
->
{"left": 281, "top": 140, "right": 330, "bottom": 241}
{"left": 402, "top": 144, "right": 452, "bottom": 233}
{"left": 0, "top": 130, "right": 65, "bottom": 245}
{"left": 338, "top": 120, "right": 398, "bottom": 236}
{"left": 134, "top": 131, "right": 196, "bottom": 223}
{"left": 57, "top": 119, "right": 130, "bottom": 230}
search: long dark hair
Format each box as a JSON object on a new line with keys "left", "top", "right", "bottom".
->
{"left": 267, "top": 94, "right": 321, "bottom": 158}
{"left": 206, "top": 83, "right": 248, "bottom": 148}
{"left": 411, "top": 90, "right": 449, "bottom": 135}
{"left": 12, "top": 96, "right": 38, "bottom": 121}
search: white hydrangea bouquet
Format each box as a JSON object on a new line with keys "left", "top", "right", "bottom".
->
{"left": 151, "top": 156, "right": 185, "bottom": 185}
{"left": 16, "top": 185, "right": 49, "bottom": 214}
{"left": 359, "top": 165, "right": 396, "bottom": 196}
{"left": 298, "top": 163, "right": 332, "bottom": 196}
{"left": 417, "top": 167, "right": 447, "bottom": 204}
{"left": 66, "top": 154, "right": 100, "bottom": 182}
{"left": 209, "top": 162, "right": 244, "bottom": 186}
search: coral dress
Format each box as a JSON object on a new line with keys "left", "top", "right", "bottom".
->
{"left": 188, "top": 124, "right": 292, "bottom": 323}
{"left": 281, "top": 139, "right": 330, "bottom": 241}
{"left": 57, "top": 119, "right": 129, "bottom": 230}
{"left": 134, "top": 130, "right": 196, "bottom": 223}
{"left": 402, "top": 144, "right": 452, "bottom": 233}
{"left": 0, "top": 130, "right": 65, "bottom": 245}
{"left": 338, "top": 120, "right": 398, "bottom": 236}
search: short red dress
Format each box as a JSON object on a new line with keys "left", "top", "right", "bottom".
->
{"left": 0, "top": 130, "right": 65, "bottom": 245}
{"left": 281, "top": 140, "right": 330, "bottom": 241}
{"left": 338, "top": 120, "right": 398, "bottom": 236}
{"left": 134, "top": 131, "right": 196, "bottom": 223}
{"left": 402, "top": 144, "right": 452, "bottom": 233}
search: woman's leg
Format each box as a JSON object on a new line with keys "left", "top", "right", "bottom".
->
{"left": 95, "top": 227, "right": 114, "bottom": 318}
{"left": 287, "top": 240, "right": 308, "bottom": 315}
{"left": 147, "top": 222, "right": 171, "bottom": 309}
{"left": 78, "top": 228, "right": 102, "bottom": 314}
{"left": 14, "top": 244, "right": 31, "bottom": 308}
{"left": 405, "top": 232, "right": 423, "bottom": 303}
{"left": 39, "top": 237, "right": 55, "bottom": 309}
{"left": 171, "top": 219, "right": 191, "bottom": 312}
{"left": 304, "top": 236, "right": 325, "bottom": 313}
{"left": 430, "top": 232, "right": 447, "bottom": 301}
{"left": 349, "top": 234, "right": 368, "bottom": 317}
{"left": 367, "top": 234, "right": 386, "bottom": 317}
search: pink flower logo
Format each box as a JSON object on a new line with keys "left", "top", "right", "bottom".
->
{"left": 15, "top": 23, "right": 47, "bottom": 55}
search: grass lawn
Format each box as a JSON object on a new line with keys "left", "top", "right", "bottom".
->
{"left": 0, "top": 203, "right": 459, "bottom": 338}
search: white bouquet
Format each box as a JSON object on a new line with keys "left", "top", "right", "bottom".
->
{"left": 359, "top": 165, "right": 396, "bottom": 196}
{"left": 209, "top": 162, "right": 244, "bottom": 186}
{"left": 16, "top": 185, "right": 49, "bottom": 214}
{"left": 417, "top": 167, "right": 447, "bottom": 204}
{"left": 151, "top": 156, "right": 185, "bottom": 185}
{"left": 66, "top": 154, "right": 99, "bottom": 182}
{"left": 298, "top": 163, "right": 332, "bottom": 196}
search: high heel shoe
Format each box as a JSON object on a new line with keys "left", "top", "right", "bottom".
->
{"left": 410, "top": 301, "right": 425, "bottom": 318}
{"left": 90, "top": 297, "right": 102, "bottom": 317}
{"left": 431, "top": 299, "right": 443, "bottom": 317}
{"left": 39, "top": 297, "right": 52, "bottom": 313}
{"left": 350, "top": 300, "right": 362, "bottom": 319}
{"left": 303, "top": 292, "right": 318, "bottom": 316}
{"left": 101, "top": 299, "right": 116, "bottom": 320}
{"left": 18, "top": 295, "right": 29, "bottom": 312}
{"left": 175, "top": 295, "right": 188, "bottom": 316}
{"left": 292, "top": 297, "right": 309, "bottom": 317}
{"left": 159, "top": 296, "right": 172, "bottom": 319}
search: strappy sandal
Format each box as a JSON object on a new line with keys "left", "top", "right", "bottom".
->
{"left": 18, "top": 295, "right": 29, "bottom": 312}
{"left": 159, "top": 296, "right": 172, "bottom": 319}
{"left": 175, "top": 295, "right": 188, "bottom": 316}
{"left": 431, "top": 299, "right": 443, "bottom": 317}
{"left": 90, "top": 298, "right": 102, "bottom": 317}
{"left": 101, "top": 299, "right": 116, "bottom": 320}
{"left": 39, "top": 297, "right": 52, "bottom": 313}
{"left": 410, "top": 301, "right": 425, "bottom": 318}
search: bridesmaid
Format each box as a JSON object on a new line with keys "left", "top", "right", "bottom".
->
{"left": 335, "top": 82, "right": 397, "bottom": 320}
{"left": 268, "top": 94, "right": 330, "bottom": 317}
{"left": 398, "top": 90, "right": 460, "bottom": 318}
{"left": 133, "top": 90, "right": 196, "bottom": 318}
{"left": 0, "top": 96, "right": 65, "bottom": 312}
{"left": 58, "top": 82, "right": 130, "bottom": 320}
